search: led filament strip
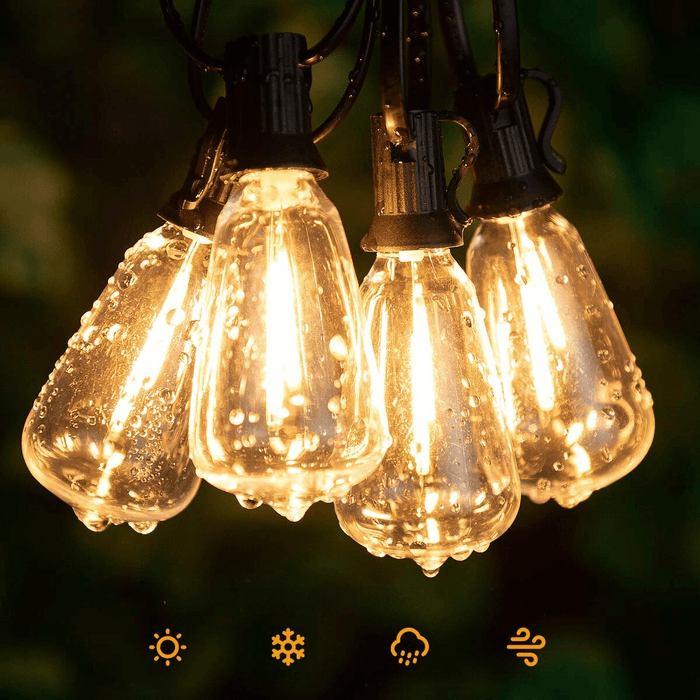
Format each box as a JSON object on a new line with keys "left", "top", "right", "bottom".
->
{"left": 22, "top": 0, "right": 654, "bottom": 577}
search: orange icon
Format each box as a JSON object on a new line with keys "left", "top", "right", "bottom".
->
{"left": 507, "top": 627, "right": 546, "bottom": 666}
{"left": 390, "top": 627, "right": 429, "bottom": 666}
{"left": 271, "top": 628, "right": 305, "bottom": 666}
{"left": 149, "top": 628, "right": 186, "bottom": 666}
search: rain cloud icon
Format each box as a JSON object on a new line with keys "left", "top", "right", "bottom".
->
{"left": 390, "top": 627, "right": 429, "bottom": 666}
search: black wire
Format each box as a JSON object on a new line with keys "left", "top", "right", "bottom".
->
{"left": 406, "top": 0, "right": 432, "bottom": 110}
{"left": 188, "top": 0, "right": 215, "bottom": 119}
{"left": 437, "top": 0, "right": 477, "bottom": 79}
{"left": 303, "top": 0, "right": 365, "bottom": 65}
{"left": 380, "top": 0, "right": 414, "bottom": 151}
{"left": 313, "top": 0, "right": 380, "bottom": 143}
{"left": 160, "top": 0, "right": 224, "bottom": 72}
{"left": 493, "top": 0, "right": 520, "bottom": 109}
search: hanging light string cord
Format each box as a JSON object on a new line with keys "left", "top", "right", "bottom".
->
{"left": 437, "top": 0, "right": 477, "bottom": 79}
{"left": 303, "top": 0, "right": 365, "bottom": 65}
{"left": 160, "top": 0, "right": 224, "bottom": 71}
{"left": 187, "top": 0, "right": 215, "bottom": 119}
{"left": 313, "top": 0, "right": 380, "bottom": 143}
{"left": 380, "top": 0, "right": 415, "bottom": 152}
{"left": 406, "top": 0, "right": 432, "bottom": 111}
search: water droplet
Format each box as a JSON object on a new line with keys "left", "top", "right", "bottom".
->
{"left": 597, "top": 349, "right": 611, "bottom": 363}
{"left": 469, "top": 395, "right": 481, "bottom": 408}
{"left": 612, "top": 389, "right": 622, "bottom": 401}
{"left": 248, "top": 412, "right": 260, "bottom": 423}
{"left": 553, "top": 461, "right": 563, "bottom": 472}
{"left": 601, "top": 406, "right": 615, "bottom": 421}
{"left": 237, "top": 495, "right": 262, "bottom": 510}
{"left": 129, "top": 521, "right": 158, "bottom": 534}
{"left": 537, "top": 478, "right": 551, "bottom": 490}
{"left": 329, "top": 335, "right": 348, "bottom": 361}
{"left": 166, "top": 308, "right": 186, "bottom": 326}
{"left": 229, "top": 409, "right": 245, "bottom": 425}
{"left": 555, "top": 274, "right": 569, "bottom": 284}
{"left": 576, "top": 264, "right": 588, "bottom": 278}
{"left": 179, "top": 352, "right": 191, "bottom": 365}
{"left": 166, "top": 240, "right": 188, "bottom": 261}
{"left": 73, "top": 508, "right": 110, "bottom": 532}
{"left": 327, "top": 396, "right": 341, "bottom": 414}
{"left": 514, "top": 273, "right": 529, "bottom": 286}
{"left": 117, "top": 270, "right": 136, "bottom": 289}
{"left": 507, "top": 241, "right": 516, "bottom": 250}
{"left": 421, "top": 567, "right": 440, "bottom": 578}
{"left": 502, "top": 310, "right": 514, "bottom": 323}
{"left": 462, "top": 311, "right": 474, "bottom": 328}
{"left": 601, "top": 447, "right": 612, "bottom": 463}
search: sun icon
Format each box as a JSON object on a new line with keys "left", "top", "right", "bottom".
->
{"left": 149, "top": 629, "right": 186, "bottom": 666}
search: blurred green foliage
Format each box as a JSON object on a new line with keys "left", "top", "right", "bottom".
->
{"left": 1, "top": 1, "right": 698, "bottom": 698}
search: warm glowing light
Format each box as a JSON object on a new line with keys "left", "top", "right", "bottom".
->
{"left": 22, "top": 225, "right": 205, "bottom": 532}
{"left": 190, "top": 169, "right": 389, "bottom": 521}
{"left": 467, "top": 205, "right": 654, "bottom": 507}
{"left": 336, "top": 248, "right": 520, "bottom": 576}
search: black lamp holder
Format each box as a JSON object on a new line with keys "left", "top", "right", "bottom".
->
{"left": 159, "top": 0, "right": 567, "bottom": 236}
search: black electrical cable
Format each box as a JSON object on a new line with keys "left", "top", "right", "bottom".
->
{"left": 380, "top": 0, "right": 414, "bottom": 151}
{"left": 160, "top": 0, "right": 224, "bottom": 72}
{"left": 188, "top": 0, "right": 215, "bottom": 119}
{"left": 437, "top": 0, "right": 477, "bottom": 79}
{"left": 312, "top": 0, "right": 380, "bottom": 143}
{"left": 406, "top": 0, "right": 432, "bottom": 110}
{"left": 303, "top": 0, "right": 365, "bottom": 65}
{"left": 492, "top": 0, "right": 520, "bottom": 109}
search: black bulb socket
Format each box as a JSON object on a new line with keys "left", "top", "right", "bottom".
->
{"left": 362, "top": 110, "right": 462, "bottom": 252}
{"left": 224, "top": 33, "right": 327, "bottom": 179}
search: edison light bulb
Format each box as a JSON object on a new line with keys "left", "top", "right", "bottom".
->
{"left": 190, "top": 169, "right": 389, "bottom": 521}
{"left": 22, "top": 224, "right": 207, "bottom": 532}
{"left": 334, "top": 249, "right": 520, "bottom": 576}
{"left": 466, "top": 205, "right": 654, "bottom": 507}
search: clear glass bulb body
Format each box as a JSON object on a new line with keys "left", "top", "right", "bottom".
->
{"left": 334, "top": 249, "right": 520, "bottom": 576}
{"left": 190, "top": 169, "right": 389, "bottom": 521}
{"left": 22, "top": 224, "right": 206, "bottom": 533}
{"left": 466, "top": 205, "right": 654, "bottom": 507}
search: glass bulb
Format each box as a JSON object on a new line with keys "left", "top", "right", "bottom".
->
{"left": 334, "top": 249, "right": 520, "bottom": 577}
{"left": 190, "top": 169, "right": 389, "bottom": 521}
{"left": 22, "top": 224, "right": 207, "bottom": 533}
{"left": 466, "top": 205, "right": 654, "bottom": 507}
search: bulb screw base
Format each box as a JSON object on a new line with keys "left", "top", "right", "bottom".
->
{"left": 455, "top": 71, "right": 566, "bottom": 219}
{"left": 362, "top": 110, "right": 462, "bottom": 252}
{"left": 224, "top": 33, "right": 328, "bottom": 178}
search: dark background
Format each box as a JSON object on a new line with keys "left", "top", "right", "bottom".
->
{"left": 1, "top": 0, "right": 698, "bottom": 698}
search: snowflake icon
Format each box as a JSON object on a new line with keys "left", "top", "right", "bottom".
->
{"left": 271, "top": 628, "right": 305, "bottom": 666}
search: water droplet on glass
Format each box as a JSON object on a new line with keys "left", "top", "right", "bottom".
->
{"left": 555, "top": 274, "right": 569, "bottom": 284}
{"left": 469, "top": 395, "right": 481, "bottom": 408}
{"left": 237, "top": 495, "right": 262, "bottom": 510}
{"left": 576, "top": 264, "right": 588, "bottom": 278}
{"left": 166, "top": 308, "right": 186, "bottom": 326}
{"left": 597, "top": 349, "right": 611, "bottom": 363}
{"left": 462, "top": 311, "right": 474, "bottom": 328}
{"left": 537, "top": 478, "right": 551, "bottom": 490}
{"left": 229, "top": 409, "right": 245, "bottom": 425}
{"left": 329, "top": 335, "right": 348, "bottom": 361}
{"left": 553, "top": 461, "right": 563, "bottom": 472}
{"left": 601, "top": 447, "right": 612, "bottom": 463}
{"left": 328, "top": 396, "right": 341, "bottom": 414}
{"left": 129, "top": 521, "right": 158, "bottom": 534}
{"left": 601, "top": 406, "right": 615, "bottom": 422}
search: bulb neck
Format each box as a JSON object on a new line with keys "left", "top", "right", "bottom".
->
{"left": 224, "top": 33, "right": 328, "bottom": 179}
{"left": 362, "top": 111, "right": 462, "bottom": 252}
{"left": 455, "top": 73, "right": 564, "bottom": 219}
